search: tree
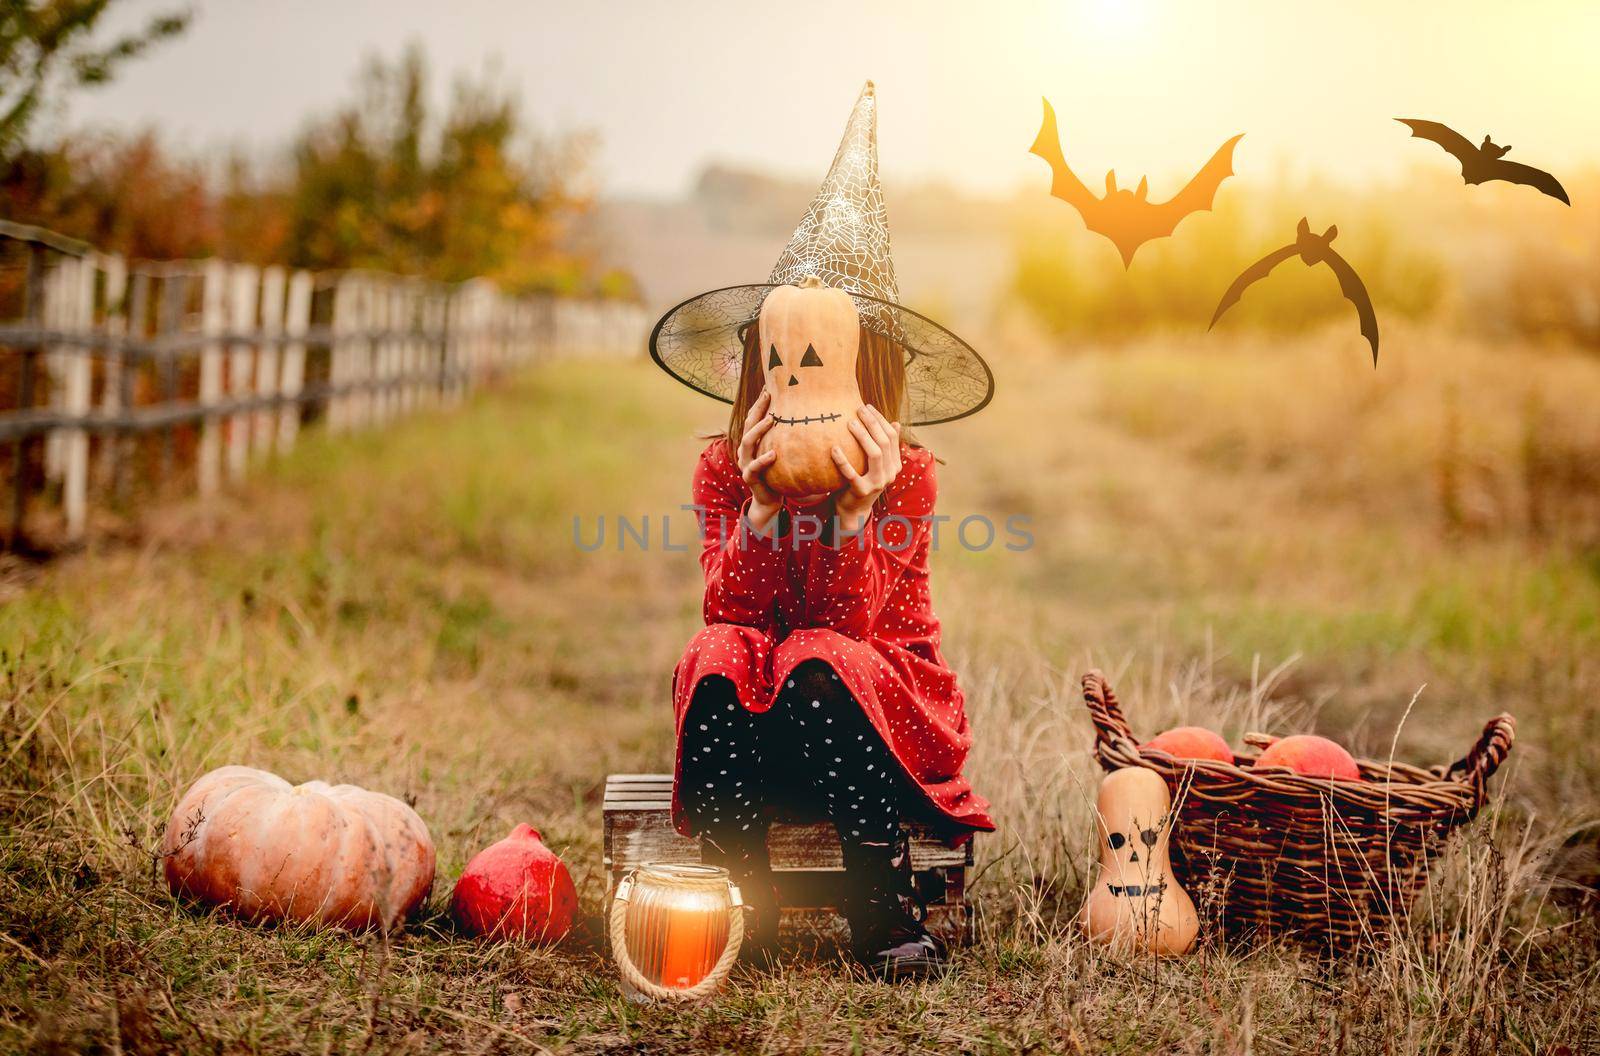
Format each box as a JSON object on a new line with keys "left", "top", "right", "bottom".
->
{"left": 284, "top": 45, "right": 604, "bottom": 293}
{"left": 0, "top": 0, "right": 191, "bottom": 161}
{"left": 0, "top": 37, "right": 636, "bottom": 297}
{"left": 0, "top": 130, "right": 216, "bottom": 258}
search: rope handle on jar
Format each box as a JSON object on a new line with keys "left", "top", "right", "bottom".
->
{"left": 609, "top": 871, "right": 745, "bottom": 1002}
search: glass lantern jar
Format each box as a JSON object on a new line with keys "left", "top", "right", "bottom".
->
{"left": 610, "top": 863, "right": 744, "bottom": 1001}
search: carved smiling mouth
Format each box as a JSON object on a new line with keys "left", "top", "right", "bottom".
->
{"left": 772, "top": 412, "right": 842, "bottom": 425}
{"left": 1107, "top": 882, "right": 1167, "bottom": 897}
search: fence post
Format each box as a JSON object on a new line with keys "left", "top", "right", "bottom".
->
{"left": 437, "top": 288, "right": 455, "bottom": 404}
{"left": 390, "top": 284, "right": 406, "bottom": 418}
{"left": 352, "top": 278, "right": 373, "bottom": 428}
{"left": 537, "top": 295, "right": 555, "bottom": 364}
{"left": 396, "top": 284, "right": 411, "bottom": 416}
{"left": 457, "top": 285, "right": 473, "bottom": 399}
{"left": 157, "top": 272, "right": 187, "bottom": 482}
{"left": 278, "top": 270, "right": 312, "bottom": 452}
{"left": 372, "top": 280, "right": 392, "bottom": 424}
{"left": 42, "top": 261, "right": 60, "bottom": 483}
{"left": 256, "top": 266, "right": 285, "bottom": 455}
{"left": 401, "top": 285, "right": 419, "bottom": 414}
{"left": 110, "top": 266, "right": 147, "bottom": 503}
{"left": 448, "top": 285, "right": 464, "bottom": 401}
{"left": 61, "top": 256, "right": 96, "bottom": 540}
{"left": 198, "top": 260, "right": 227, "bottom": 496}
{"left": 496, "top": 293, "right": 509, "bottom": 374}
{"left": 471, "top": 284, "right": 486, "bottom": 394}
{"left": 328, "top": 276, "right": 349, "bottom": 432}
{"left": 97, "top": 256, "right": 129, "bottom": 494}
{"left": 7, "top": 245, "right": 47, "bottom": 551}
{"left": 226, "top": 264, "right": 259, "bottom": 482}
{"left": 42, "top": 259, "right": 65, "bottom": 483}
{"left": 517, "top": 301, "right": 532, "bottom": 366}
{"left": 420, "top": 287, "right": 434, "bottom": 407}
{"left": 476, "top": 283, "right": 491, "bottom": 391}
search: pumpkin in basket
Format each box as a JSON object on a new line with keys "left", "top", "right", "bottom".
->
{"left": 1143, "top": 725, "right": 1233, "bottom": 764}
{"left": 755, "top": 277, "right": 868, "bottom": 497}
{"left": 1082, "top": 670, "right": 1515, "bottom": 951}
{"left": 161, "top": 765, "right": 436, "bottom": 931}
{"left": 1253, "top": 734, "right": 1362, "bottom": 781}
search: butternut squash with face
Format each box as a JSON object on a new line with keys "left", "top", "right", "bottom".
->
{"left": 1080, "top": 767, "right": 1198, "bottom": 956}
{"left": 756, "top": 277, "right": 867, "bottom": 498}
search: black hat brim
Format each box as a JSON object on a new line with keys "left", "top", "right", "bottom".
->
{"left": 648, "top": 284, "right": 993, "bottom": 427}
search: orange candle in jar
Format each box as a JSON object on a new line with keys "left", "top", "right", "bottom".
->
{"left": 658, "top": 887, "right": 720, "bottom": 988}
{"left": 612, "top": 862, "right": 740, "bottom": 1001}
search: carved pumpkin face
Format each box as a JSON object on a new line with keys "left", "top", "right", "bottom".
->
{"left": 755, "top": 278, "right": 867, "bottom": 497}
{"left": 1080, "top": 767, "right": 1198, "bottom": 955}
{"left": 761, "top": 281, "right": 860, "bottom": 416}
{"left": 1102, "top": 822, "right": 1164, "bottom": 896}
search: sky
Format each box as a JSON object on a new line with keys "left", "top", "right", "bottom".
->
{"left": 66, "top": 0, "right": 1600, "bottom": 199}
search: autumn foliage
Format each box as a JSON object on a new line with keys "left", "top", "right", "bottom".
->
{"left": 0, "top": 46, "right": 634, "bottom": 298}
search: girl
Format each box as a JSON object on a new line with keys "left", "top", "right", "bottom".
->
{"left": 648, "top": 83, "right": 996, "bottom": 979}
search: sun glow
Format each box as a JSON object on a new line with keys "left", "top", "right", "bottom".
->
{"left": 1083, "top": 0, "right": 1151, "bottom": 35}
{"left": 1045, "top": 0, "right": 1153, "bottom": 43}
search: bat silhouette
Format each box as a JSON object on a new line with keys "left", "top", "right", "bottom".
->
{"left": 1397, "top": 119, "right": 1569, "bottom": 205}
{"left": 1210, "top": 219, "right": 1379, "bottom": 366}
{"left": 1029, "top": 98, "right": 1242, "bottom": 267}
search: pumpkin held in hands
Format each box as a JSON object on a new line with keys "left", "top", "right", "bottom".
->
{"left": 450, "top": 824, "right": 578, "bottom": 943}
{"left": 755, "top": 277, "right": 868, "bottom": 497}
{"left": 1253, "top": 734, "right": 1363, "bottom": 781}
{"left": 161, "top": 765, "right": 436, "bottom": 931}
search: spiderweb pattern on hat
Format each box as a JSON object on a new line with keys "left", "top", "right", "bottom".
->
{"left": 648, "top": 82, "right": 993, "bottom": 426}
{"left": 767, "top": 83, "right": 903, "bottom": 345}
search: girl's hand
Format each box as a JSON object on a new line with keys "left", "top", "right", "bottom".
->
{"left": 737, "top": 389, "right": 782, "bottom": 533}
{"left": 831, "top": 405, "right": 902, "bottom": 535}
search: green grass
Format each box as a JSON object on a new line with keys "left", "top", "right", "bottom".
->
{"left": 3, "top": 344, "right": 1598, "bottom": 1054}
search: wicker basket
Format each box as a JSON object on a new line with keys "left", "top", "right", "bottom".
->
{"left": 1082, "top": 670, "right": 1515, "bottom": 951}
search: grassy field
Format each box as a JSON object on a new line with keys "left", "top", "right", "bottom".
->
{"left": 3, "top": 328, "right": 1598, "bottom": 1054}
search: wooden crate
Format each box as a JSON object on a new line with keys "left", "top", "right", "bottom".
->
{"left": 603, "top": 773, "right": 974, "bottom": 945}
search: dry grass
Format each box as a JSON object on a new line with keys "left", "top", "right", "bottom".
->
{"left": 2, "top": 333, "right": 1597, "bottom": 1054}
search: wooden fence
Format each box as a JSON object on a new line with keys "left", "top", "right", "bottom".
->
{"left": 0, "top": 220, "right": 648, "bottom": 553}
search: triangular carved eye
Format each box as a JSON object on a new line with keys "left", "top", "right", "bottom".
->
{"left": 800, "top": 344, "right": 822, "bottom": 367}
{"left": 767, "top": 345, "right": 781, "bottom": 370}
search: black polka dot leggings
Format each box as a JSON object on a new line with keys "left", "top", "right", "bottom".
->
{"left": 680, "top": 660, "right": 902, "bottom": 854}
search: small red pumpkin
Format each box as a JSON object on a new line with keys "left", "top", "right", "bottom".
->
{"left": 450, "top": 824, "right": 577, "bottom": 943}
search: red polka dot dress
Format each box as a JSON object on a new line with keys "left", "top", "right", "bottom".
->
{"left": 671, "top": 438, "right": 995, "bottom": 843}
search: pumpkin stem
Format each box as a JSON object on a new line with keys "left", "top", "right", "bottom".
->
{"left": 798, "top": 275, "right": 826, "bottom": 289}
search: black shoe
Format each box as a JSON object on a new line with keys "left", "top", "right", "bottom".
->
{"left": 840, "top": 836, "right": 946, "bottom": 980}
{"left": 702, "top": 833, "right": 780, "bottom": 964}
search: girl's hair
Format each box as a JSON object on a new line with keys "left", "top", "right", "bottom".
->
{"left": 723, "top": 319, "right": 920, "bottom": 449}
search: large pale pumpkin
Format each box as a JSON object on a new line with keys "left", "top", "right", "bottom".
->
{"left": 756, "top": 277, "right": 868, "bottom": 497}
{"left": 161, "top": 765, "right": 436, "bottom": 932}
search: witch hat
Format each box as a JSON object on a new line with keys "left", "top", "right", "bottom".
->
{"left": 648, "top": 82, "right": 992, "bottom": 426}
